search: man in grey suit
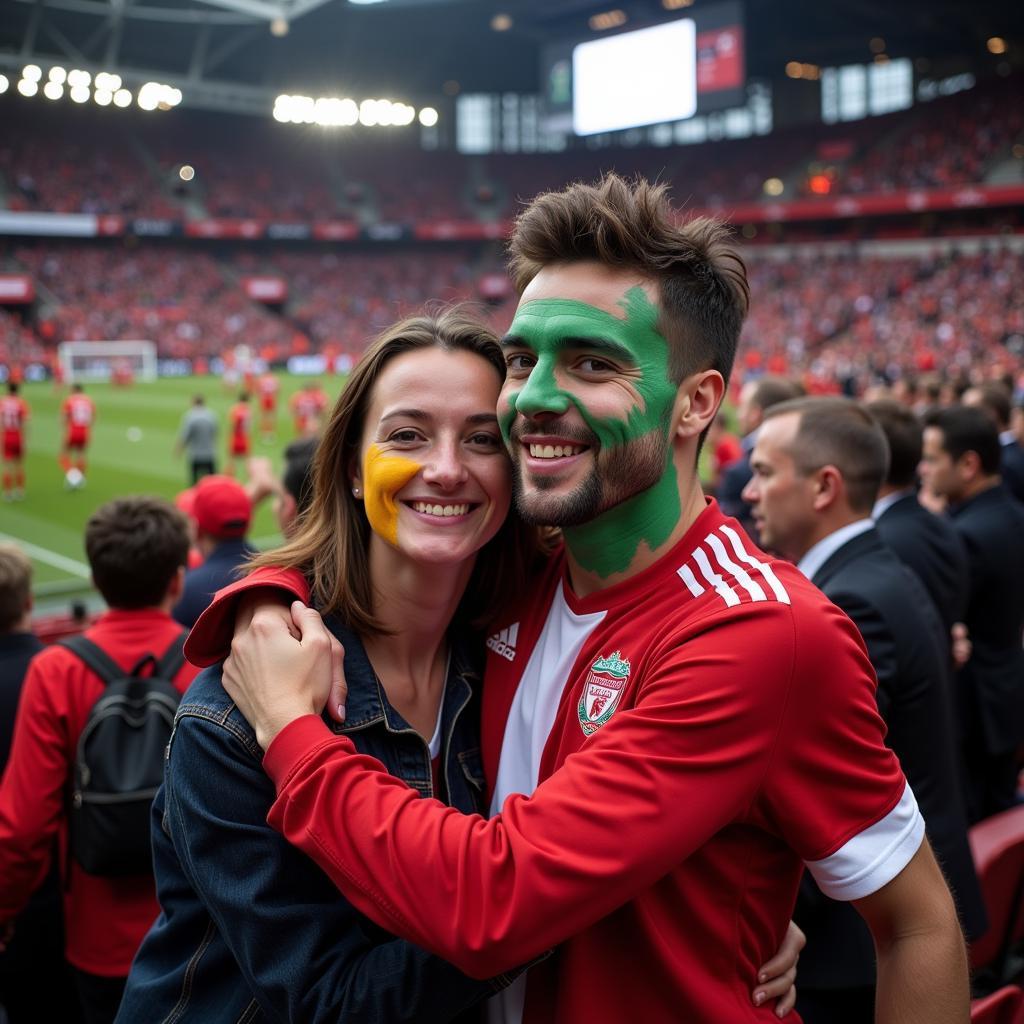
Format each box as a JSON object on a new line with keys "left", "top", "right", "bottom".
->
{"left": 921, "top": 404, "right": 1024, "bottom": 821}
{"left": 744, "top": 396, "right": 983, "bottom": 1024}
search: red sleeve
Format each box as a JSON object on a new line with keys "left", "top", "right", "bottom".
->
{"left": 0, "top": 654, "right": 74, "bottom": 921}
{"left": 262, "top": 601, "right": 906, "bottom": 978}
{"left": 184, "top": 566, "right": 311, "bottom": 667}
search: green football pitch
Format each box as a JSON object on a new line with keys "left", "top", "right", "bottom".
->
{"left": 1, "top": 374, "right": 346, "bottom": 610}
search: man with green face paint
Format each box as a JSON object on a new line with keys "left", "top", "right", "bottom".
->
{"left": 201, "top": 174, "right": 969, "bottom": 1024}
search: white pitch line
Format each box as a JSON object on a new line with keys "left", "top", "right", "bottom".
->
{"left": 0, "top": 532, "right": 91, "bottom": 578}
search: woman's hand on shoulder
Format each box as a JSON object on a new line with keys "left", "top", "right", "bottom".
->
{"left": 224, "top": 600, "right": 347, "bottom": 751}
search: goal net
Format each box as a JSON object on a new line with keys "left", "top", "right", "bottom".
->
{"left": 58, "top": 340, "right": 158, "bottom": 383}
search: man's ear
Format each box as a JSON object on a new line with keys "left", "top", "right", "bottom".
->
{"left": 167, "top": 565, "right": 186, "bottom": 602}
{"left": 811, "top": 465, "right": 844, "bottom": 512}
{"left": 674, "top": 369, "right": 726, "bottom": 442}
{"left": 958, "top": 450, "right": 982, "bottom": 482}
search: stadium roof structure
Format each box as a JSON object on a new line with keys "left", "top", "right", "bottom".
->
{"left": 0, "top": 0, "right": 1020, "bottom": 117}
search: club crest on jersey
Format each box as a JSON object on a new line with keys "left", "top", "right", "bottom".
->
{"left": 578, "top": 650, "right": 630, "bottom": 736}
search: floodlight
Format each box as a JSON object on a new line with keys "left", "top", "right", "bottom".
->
{"left": 179, "top": 165, "right": 195, "bottom": 181}
{"left": 418, "top": 106, "right": 438, "bottom": 127}
{"left": 67, "top": 70, "right": 91, "bottom": 88}
{"left": 43, "top": 81, "right": 63, "bottom": 100}
{"left": 48, "top": 66, "right": 67, "bottom": 84}
{"left": 95, "top": 89, "right": 113, "bottom": 106}
{"left": 113, "top": 88, "right": 132, "bottom": 107}
{"left": 0, "top": 75, "right": 8, "bottom": 94}
{"left": 70, "top": 85, "right": 90, "bottom": 103}
{"left": 17, "top": 79, "right": 38, "bottom": 97}
{"left": 22, "top": 65, "right": 42, "bottom": 82}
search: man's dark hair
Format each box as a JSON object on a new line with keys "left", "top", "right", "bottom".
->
{"left": 925, "top": 406, "right": 1002, "bottom": 477}
{"left": 6, "top": 382, "right": 18, "bottom": 396}
{"left": 751, "top": 376, "right": 806, "bottom": 413}
{"left": 867, "top": 399, "right": 922, "bottom": 489}
{"left": 193, "top": 394, "right": 205, "bottom": 406}
{"left": 282, "top": 438, "right": 319, "bottom": 516}
{"left": 966, "top": 382, "right": 1012, "bottom": 431}
{"left": 764, "top": 397, "right": 890, "bottom": 514}
{"left": 71, "top": 383, "right": 83, "bottom": 393}
{"left": 0, "top": 542, "right": 32, "bottom": 633}
{"left": 85, "top": 497, "right": 190, "bottom": 609}
{"left": 507, "top": 173, "right": 749, "bottom": 390}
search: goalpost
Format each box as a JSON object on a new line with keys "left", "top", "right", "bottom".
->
{"left": 58, "top": 340, "right": 158, "bottom": 383}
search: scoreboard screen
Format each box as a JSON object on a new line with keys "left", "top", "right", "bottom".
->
{"left": 542, "top": 1, "right": 746, "bottom": 136}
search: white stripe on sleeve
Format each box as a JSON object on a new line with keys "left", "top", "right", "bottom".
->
{"left": 804, "top": 782, "right": 925, "bottom": 901}
{"left": 718, "top": 525, "right": 791, "bottom": 605}
{"left": 705, "top": 531, "right": 767, "bottom": 602}
{"left": 692, "top": 547, "right": 741, "bottom": 607}
{"left": 678, "top": 564, "right": 706, "bottom": 598}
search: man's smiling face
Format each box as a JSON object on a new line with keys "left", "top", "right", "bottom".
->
{"left": 499, "top": 261, "right": 680, "bottom": 529}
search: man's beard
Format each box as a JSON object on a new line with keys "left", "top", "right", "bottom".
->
{"left": 510, "top": 421, "right": 669, "bottom": 528}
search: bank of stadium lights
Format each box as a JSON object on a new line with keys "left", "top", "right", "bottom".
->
{"left": 272, "top": 94, "right": 427, "bottom": 128}
{"left": 785, "top": 61, "right": 821, "bottom": 80}
{"left": 9, "top": 64, "right": 181, "bottom": 112}
{"left": 589, "top": 9, "right": 627, "bottom": 31}
{"left": 0, "top": 75, "right": 8, "bottom": 95}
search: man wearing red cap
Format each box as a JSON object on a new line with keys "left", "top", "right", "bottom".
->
{"left": 173, "top": 475, "right": 255, "bottom": 629}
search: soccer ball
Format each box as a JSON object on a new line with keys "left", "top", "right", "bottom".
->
{"left": 65, "top": 468, "right": 85, "bottom": 490}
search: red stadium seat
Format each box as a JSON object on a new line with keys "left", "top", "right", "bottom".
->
{"left": 972, "top": 986, "right": 1024, "bottom": 1024}
{"left": 970, "top": 806, "right": 1024, "bottom": 978}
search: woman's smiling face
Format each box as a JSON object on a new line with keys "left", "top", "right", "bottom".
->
{"left": 352, "top": 346, "right": 512, "bottom": 568}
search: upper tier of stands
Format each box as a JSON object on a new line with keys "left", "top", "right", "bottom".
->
{"left": 1, "top": 75, "right": 1020, "bottom": 223}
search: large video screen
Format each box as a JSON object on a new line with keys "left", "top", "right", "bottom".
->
{"left": 572, "top": 20, "right": 697, "bottom": 136}
{"left": 542, "top": 1, "right": 745, "bottom": 136}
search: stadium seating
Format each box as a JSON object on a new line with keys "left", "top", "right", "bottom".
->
{"left": 972, "top": 986, "right": 1024, "bottom": 1024}
{"left": 969, "top": 805, "right": 1024, "bottom": 982}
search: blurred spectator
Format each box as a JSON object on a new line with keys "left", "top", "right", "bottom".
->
{"left": 921, "top": 406, "right": 1024, "bottom": 821}
{"left": 0, "top": 498, "right": 197, "bottom": 1024}
{"left": 247, "top": 437, "right": 319, "bottom": 539}
{"left": 962, "top": 381, "right": 1024, "bottom": 503}
{"left": 869, "top": 400, "right": 970, "bottom": 640}
{"left": 705, "top": 414, "right": 743, "bottom": 492}
{"left": 173, "top": 476, "right": 255, "bottom": 628}
{"left": 718, "top": 376, "right": 805, "bottom": 537}
{"left": 0, "top": 543, "right": 82, "bottom": 1024}
{"left": 744, "top": 398, "right": 984, "bottom": 1023}
{"left": 175, "top": 394, "right": 219, "bottom": 484}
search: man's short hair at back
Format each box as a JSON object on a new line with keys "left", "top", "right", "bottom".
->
{"left": 965, "top": 382, "right": 1012, "bottom": 431}
{"left": 750, "top": 376, "right": 806, "bottom": 414}
{"left": 282, "top": 438, "right": 319, "bottom": 516}
{"left": 925, "top": 406, "right": 1002, "bottom": 477}
{"left": 867, "top": 399, "right": 922, "bottom": 490}
{"left": 0, "top": 543, "right": 32, "bottom": 633}
{"left": 764, "top": 397, "right": 890, "bottom": 514}
{"left": 85, "top": 497, "right": 190, "bottom": 609}
{"left": 507, "top": 173, "right": 749, "bottom": 390}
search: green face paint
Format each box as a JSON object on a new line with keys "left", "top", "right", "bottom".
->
{"left": 502, "top": 286, "right": 684, "bottom": 578}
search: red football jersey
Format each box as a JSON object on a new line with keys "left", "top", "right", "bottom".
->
{"left": 0, "top": 396, "right": 28, "bottom": 436}
{"left": 235, "top": 500, "right": 920, "bottom": 1024}
{"left": 62, "top": 394, "right": 95, "bottom": 429}
{"left": 230, "top": 402, "right": 250, "bottom": 440}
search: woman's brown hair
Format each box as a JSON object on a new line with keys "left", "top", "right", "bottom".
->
{"left": 249, "top": 306, "right": 543, "bottom": 635}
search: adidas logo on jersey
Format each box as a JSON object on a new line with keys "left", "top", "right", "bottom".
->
{"left": 486, "top": 622, "right": 519, "bottom": 661}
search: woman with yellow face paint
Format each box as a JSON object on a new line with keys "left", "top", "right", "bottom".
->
{"left": 119, "top": 309, "right": 545, "bottom": 1023}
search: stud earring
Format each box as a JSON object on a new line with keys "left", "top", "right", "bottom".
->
{"left": 352, "top": 486, "right": 361, "bottom": 498}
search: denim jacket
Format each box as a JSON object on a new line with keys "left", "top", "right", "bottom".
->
{"left": 116, "top": 616, "right": 513, "bottom": 1024}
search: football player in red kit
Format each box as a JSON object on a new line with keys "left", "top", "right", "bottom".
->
{"left": 60, "top": 383, "right": 95, "bottom": 488}
{"left": 1, "top": 382, "right": 29, "bottom": 501}
{"left": 226, "top": 393, "right": 252, "bottom": 478}
{"left": 258, "top": 372, "right": 279, "bottom": 441}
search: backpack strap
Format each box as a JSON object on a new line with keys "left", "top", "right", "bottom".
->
{"left": 156, "top": 632, "right": 187, "bottom": 680}
{"left": 58, "top": 630, "right": 187, "bottom": 686}
{"left": 57, "top": 635, "right": 125, "bottom": 687}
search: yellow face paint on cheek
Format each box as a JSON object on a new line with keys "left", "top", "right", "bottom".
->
{"left": 362, "top": 443, "right": 422, "bottom": 546}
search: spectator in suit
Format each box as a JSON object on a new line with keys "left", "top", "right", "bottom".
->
{"left": 921, "top": 405, "right": 1024, "bottom": 821}
{"left": 717, "top": 375, "right": 804, "bottom": 537}
{"left": 745, "top": 396, "right": 983, "bottom": 1024}
{"left": 0, "top": 544, "right": 82, "bottom": 1024}
{"left": 868, "top": 400, "right": 970, "bottom": 638}
{"left": 962, "top": 382, "right": 1024, "bottom": 503}
{"left": 173, "top": 475, "right": 255, "bottom": 628}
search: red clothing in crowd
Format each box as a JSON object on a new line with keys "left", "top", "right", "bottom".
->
{"left": 189, "top": 501, "right": 919, "bottom": 1023}
{"left": 0, "top": 609, "right": 198, "bottom": 977}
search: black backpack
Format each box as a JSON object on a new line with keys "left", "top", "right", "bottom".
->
{"left": 58, "top": 633, "right": 186, "bottom": 877}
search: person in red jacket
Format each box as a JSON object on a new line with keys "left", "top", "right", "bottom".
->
{"left": 0, "top": 497, "right": 198, "bottom": 1024}
{"left": 199, "top": 176, "right": 968, "bottom": 1023}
